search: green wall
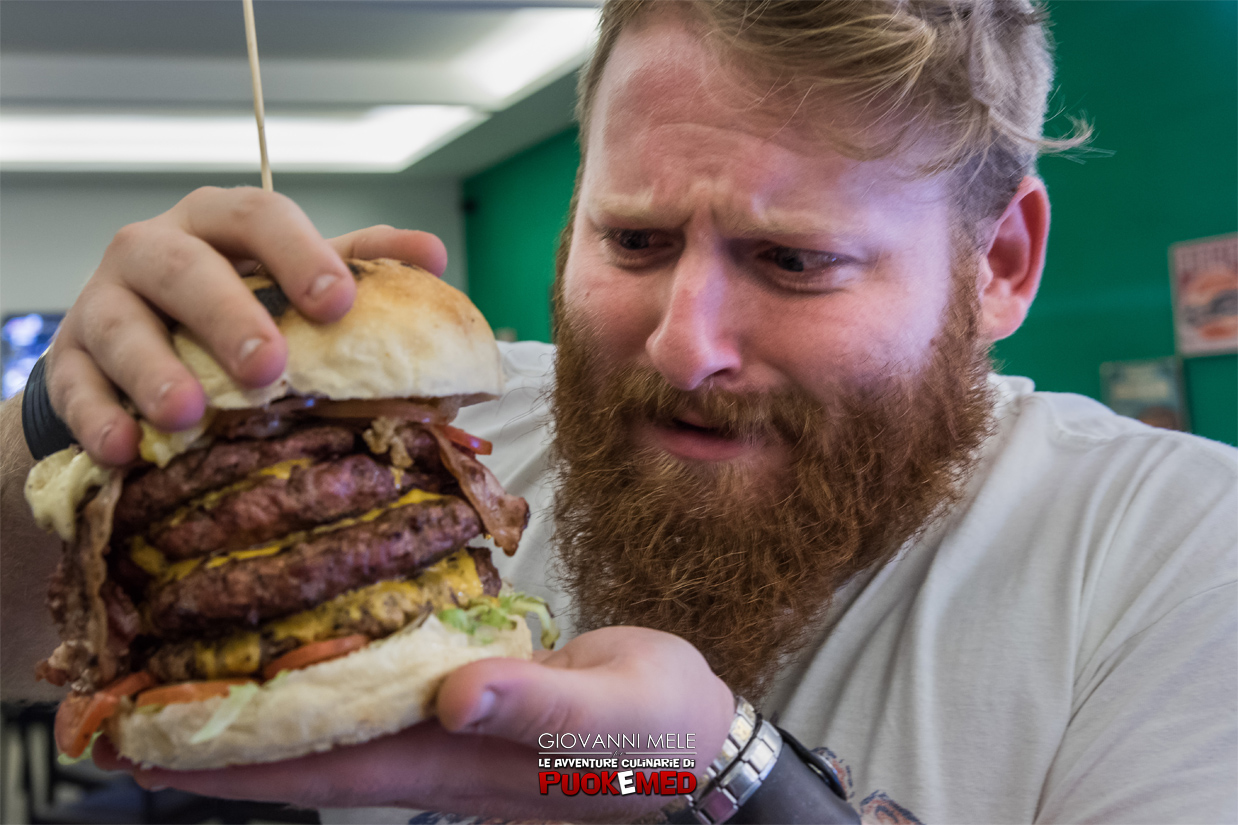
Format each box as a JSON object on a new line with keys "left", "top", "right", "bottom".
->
{"left": 996, "top": 0, "right": 1237, "bottom": 445}
{"left": 463, "top": 129, "right": 580, "bottom": 344}
{"left": 464, "top": 1, "right": 1237, "bottom": 446}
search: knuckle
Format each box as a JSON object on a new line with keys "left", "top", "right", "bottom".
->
{"left": 93, "top": 307, "right": 129, "bottom": 349}
{"left": 179, "top": 185, "right": 225, "bottom": 211}
{"left": 106, "top": 220, "right": 153, "bottom": 259}
{"left": 76, "top": 289, "right": 130, "bottom": 348}
{"left": 224, "top": 186, "right": 283, "bottom": 224}
{"left": 150, "top": 238, "right": 200, "bottom": 290}
{"left": 512, "top": 694, "right": 574, "bottom": 743}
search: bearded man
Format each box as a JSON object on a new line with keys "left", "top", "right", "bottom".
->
{"left": 2, "top": 1, "right": 1235, "bottom": 823}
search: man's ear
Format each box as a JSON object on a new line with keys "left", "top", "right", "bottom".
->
{"left": 976, "top": 176, "right": 1050, "bottom": 342}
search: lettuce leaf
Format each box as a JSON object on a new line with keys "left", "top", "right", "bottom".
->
{"left": 57, "top": 731, "right": 102, "bottom": 765}
{"left": 499, "top": 593, "right": 559, "bottom": 649}
{"left": 436, "top": 591, "right": 559, "bottom": 649}
{"left": 189, "top": 681, "right": 261, "bottom": 744}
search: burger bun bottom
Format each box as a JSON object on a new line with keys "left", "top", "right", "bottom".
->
{"left": 104, "top": 614, "right": 532, "bottom": 770}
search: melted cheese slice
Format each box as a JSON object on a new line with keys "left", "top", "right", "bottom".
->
{"left": 188, "top": 549, "right": 483, "bottom": 679}
{"left": 268, "top": 550, "right": 481, "bottom": 644}
{"left": 25, "top": 447, "right": 113, "bottom": 542}
{"left": 157, "top": 458, "right": 312, "bottom": 531}
{"left": 133, "top": 486, "right": 446, "bottom": 582}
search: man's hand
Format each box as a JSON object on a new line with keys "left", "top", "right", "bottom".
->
{"left": 45, "top": 185, "right": 449, "bottom": 466}
{"left": 96, "top": 627, "right": 736, "bottom": 822}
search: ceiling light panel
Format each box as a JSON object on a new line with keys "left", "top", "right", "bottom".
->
{"left": 0, "top": 106, "right": 485, "bottom": 173}
{"left": 457, "top": 7, "right": 601, "bottom": 103}
{"left": 0, "top": 3, "right": 601, "bottom": 173}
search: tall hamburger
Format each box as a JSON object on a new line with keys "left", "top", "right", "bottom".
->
{"left": 25, "top": 259, "right": 552, "bottom": 770}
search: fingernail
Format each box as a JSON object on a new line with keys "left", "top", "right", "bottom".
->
{"left": 147, "top": 785, "right": 168, "bottom": 793}
{"left": 98, "top": 423, "right": 114, "bottom": 450}
{"left": 465, "top": 690, "right": 496, "bottom": 729}
{"left": 237, "top": 337, "right": 265, "bottom": 363}
{"left": 156, "top": 381, "right": 175, "bottom": 401}
{"left": 308, "top": 273, "right": 339, "bottom": 299}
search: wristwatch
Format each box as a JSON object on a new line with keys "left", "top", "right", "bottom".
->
{"left": 688, "top": 697, "right": 781, "bottom": 822}
{"left": 679, "top": 696, "right": 860, "bottom": 825}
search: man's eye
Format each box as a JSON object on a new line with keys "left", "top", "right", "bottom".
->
{"left": 610, "top": 229, "right": 652, "bottom": 251}
{"left": 599, "top": 228, "right": 670, "bottom": 267}
{"left": 770, "top": 247, "right": 805, "bottom": 272}
{"left": 765, "top": 247, "right": 840, "bottom": 273}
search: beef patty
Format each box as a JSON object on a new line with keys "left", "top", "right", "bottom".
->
{"left": 144, "top": 492, "right": 483, "bottom": 635}
{"left": 148, "top": 454, "right": 445, "bottom": 560}
{"left": 114, "top": 426, "right": 358, "bottom": 533}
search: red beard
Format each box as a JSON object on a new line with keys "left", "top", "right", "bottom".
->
{"left": 548, "top": 266, "right": 994, "bottom": 699}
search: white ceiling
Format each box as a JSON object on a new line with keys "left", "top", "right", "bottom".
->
{"left": 0, "top": 0, "right": 599, "bottom": 177}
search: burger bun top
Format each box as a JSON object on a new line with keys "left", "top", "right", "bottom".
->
{"left": 175, "top": 258, "right": 506, "bottom": 409}
{"left": 27, "top": 259, "right": 507, "bottom": 530}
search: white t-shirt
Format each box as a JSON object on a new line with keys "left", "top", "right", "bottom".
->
{"left": 327, "top": 341, "right": 1237, "bottom": 824}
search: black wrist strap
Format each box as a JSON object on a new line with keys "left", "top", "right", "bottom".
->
{"left": 776, "top": 727, "right": 850, "bottom": 801}
{"left": 729, "top": 727, "right": 858, "bottom": 825}
{"left": 22, "top": 353, "right": 77, "bottom": 459}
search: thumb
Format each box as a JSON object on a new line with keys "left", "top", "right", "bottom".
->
{"left": 435, "top": 656, "right": 595, "bottom": 747}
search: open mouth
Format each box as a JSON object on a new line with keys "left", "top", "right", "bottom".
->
{"left": 667, "top": 409, "right": 739, "bottom": 437}
{"left": 672, "top": 418, "right": 728, "bottom": 437}
{"left": 643, "top": 415, "right": 750, "bottom": 462}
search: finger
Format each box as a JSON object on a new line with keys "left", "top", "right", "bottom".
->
{"left": 329, "top": 226, "right": 449, "bottom": 277}
{"left": 107, "top": 227, "right": 289, "bottom": 390}
{"left": 437, "top": 629, "right": 734, "bottom": 755}
{"left": 174, "top": 186, "right": 356, "bottom": 321}
{"left": 437, "top": 656, "right": 656, "bottom": 749}
{"left": 108, "top": 723, "right": 536, "bottom": 811}
{"left": 94, "top": 729, "right": 322, "bottom": 802}
{"left": 47, "top": 345, "right": 144, "bottom": 466}
{"left": 67, "top": 280, "right": 213, "bottom": 429}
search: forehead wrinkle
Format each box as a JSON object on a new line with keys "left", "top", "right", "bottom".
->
{"left": 712, "top": 201, "right": 856, "bottom": 242}
{"left": 588, "top": 187, "right": 872, "bottom": 248}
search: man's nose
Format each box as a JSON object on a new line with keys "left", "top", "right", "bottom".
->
{"left": 645, "top": 248, "right": 742, "bottom": 391}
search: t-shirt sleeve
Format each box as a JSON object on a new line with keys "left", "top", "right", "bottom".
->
{"left": 1035, "top": 438, "right": 1237, "bottom": 824}
{"left": 1036, "top": 583, "right": 1236, "bottom": 823}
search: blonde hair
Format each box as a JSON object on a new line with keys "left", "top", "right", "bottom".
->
{"left": 576, "top": 0, "right": 1089, "bottom": 230}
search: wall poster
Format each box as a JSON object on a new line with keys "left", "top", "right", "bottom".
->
{"left": 1170, "top": 233, "right": 1238, "bottom": 356}
{"left": 1100, "top": 357, "right": 1188, "bottom": 432}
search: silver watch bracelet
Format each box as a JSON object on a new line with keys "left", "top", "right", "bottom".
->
{"left": 681, "top": 697, "right": 859, "bottom": 824}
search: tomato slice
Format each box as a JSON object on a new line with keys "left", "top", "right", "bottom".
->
{"left": 262, "top": 634, "right": 370, "bottom": 680}
{"left": 55, "top": 692, "right": 120, "bottom": 759}
{"left": 441, "top": 425, "right": 492, "bottom": 455}
{"left": 104, "top": 671, "right": 156, "bottom": 699}
{"left": 53, "top": 671, "right": 157, "bottom": 759}
{"left": 135, "top": 678, "right": 257, "bottom": 709}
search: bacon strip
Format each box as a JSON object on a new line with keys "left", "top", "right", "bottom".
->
{"left": 37, "top": 471, "right": 136, "bottom": 692}
{"left": 427, "top": 426, "right": 528, "bottom": 556}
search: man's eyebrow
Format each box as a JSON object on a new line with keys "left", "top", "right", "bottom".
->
{"left": 589, "top": 195, "right": 864, "bottom": 245}
{"left": 589, "top": 193, "right": 669, "bottom": 223}
{"left": 716, "top": 205, "right": 865, "bottom": 245}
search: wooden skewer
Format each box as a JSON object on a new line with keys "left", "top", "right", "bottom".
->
{"left": 242, "top": 0, "right": 273, "bottom": 191}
